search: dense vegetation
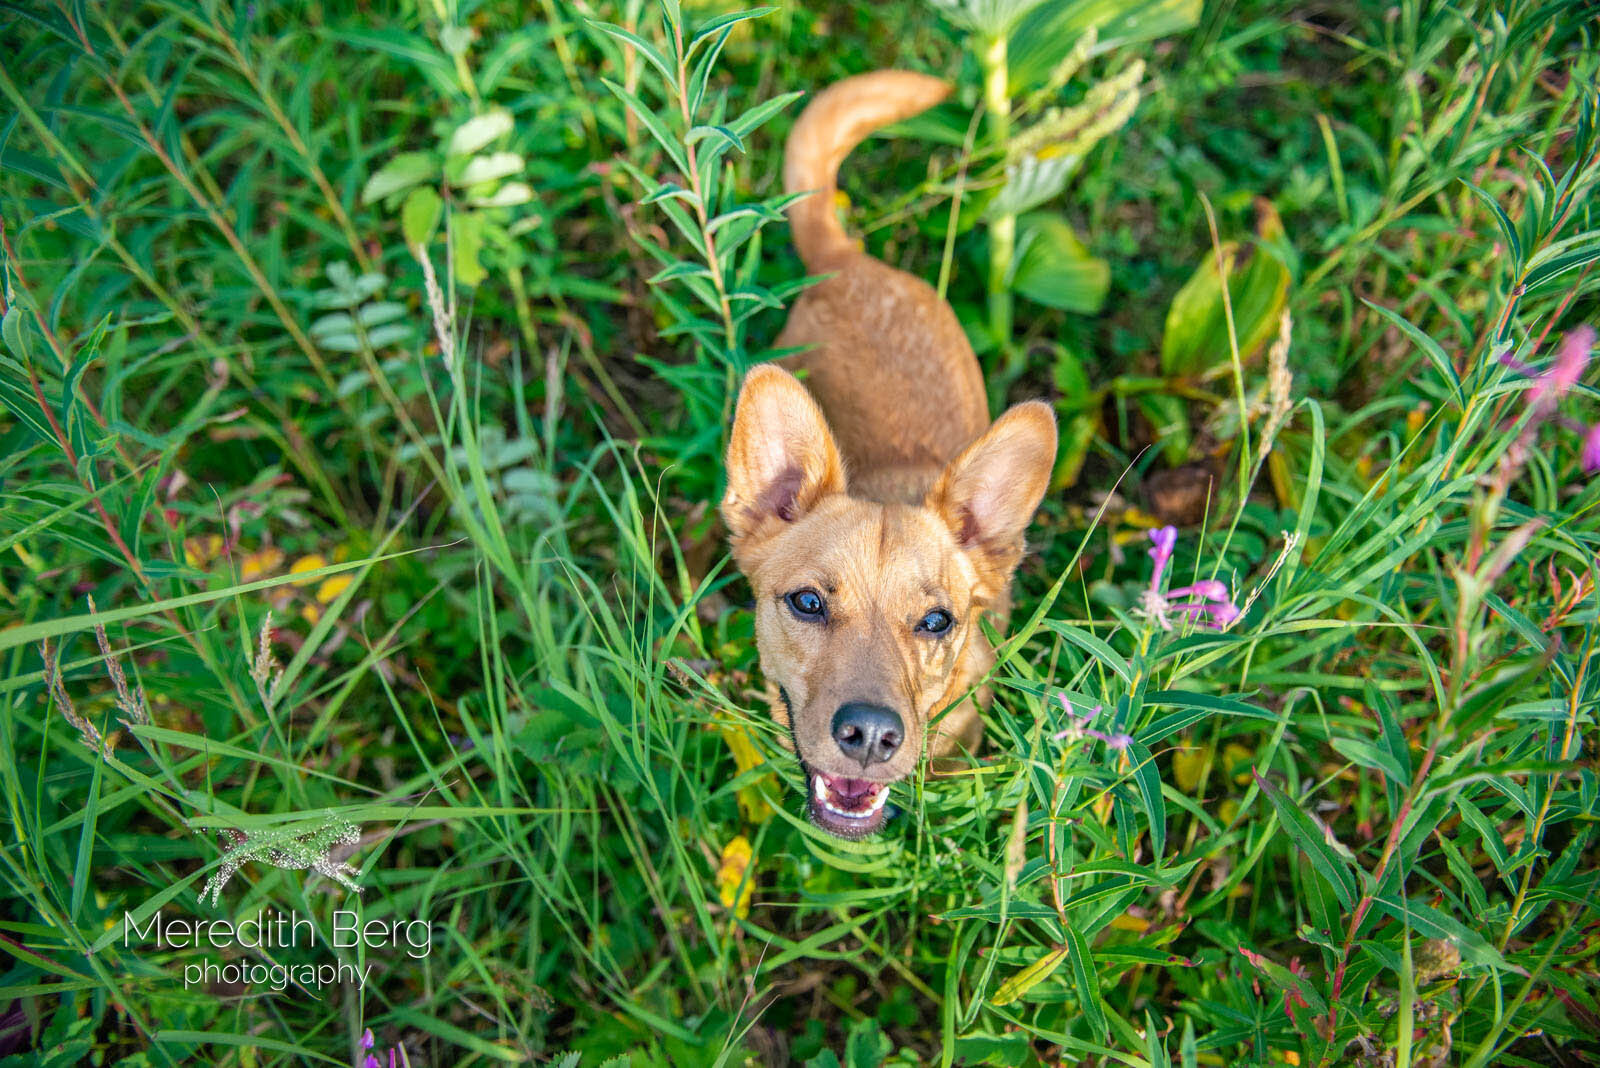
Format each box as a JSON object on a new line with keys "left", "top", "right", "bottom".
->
{"left": 2, "top": 0, "right": 1598, "bottom": 1064}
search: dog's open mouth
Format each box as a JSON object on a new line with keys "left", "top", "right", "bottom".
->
{"left": 807, "top": 768, "right": 892, "bottom": 838}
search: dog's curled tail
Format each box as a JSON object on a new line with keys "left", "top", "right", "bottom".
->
{"left": 784, "top": 70, "right": 950, "bottom": 273}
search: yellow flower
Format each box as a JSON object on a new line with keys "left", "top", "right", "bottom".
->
{"left": 315, "top": 575, "right": 353, "bottom": 603}
{"left": 1222, "top": 742, "right": 1254, "bottom": 786}
{"left": 184, "top": 535, "right": 224, "bottom": 567}
{"left": 240, "top": 547, "right": 284, "bottom": 581}
{"left": 1172, "top": 747, "right": 1207, "bottom": 793}
{"left": 1405, "top": 402, "right": 1431, "bottom": 440}
{"left": 290, "top": 554, "right": 327, "bottom": 585}
{"left": 716, "top": 836, "right": 754, "bottom": 918}
{"left": 717, "top": 715, "right": 774, "bottom": 823}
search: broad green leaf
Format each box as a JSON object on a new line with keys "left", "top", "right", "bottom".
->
{"left": 1052, "top": 410, "right": 1098, "bottom": 490}
{"left": 1009, "top": 0, "right": 1201, "bottom": 92}
{"left": 1161, "top": 207, "right": 1291, "bottom": 378}
{"left": 1011, "top": 212, "right": 1110, "bottom": 314}
{"left": 1139, "top": 392, "right": 1189, "bottom": 466}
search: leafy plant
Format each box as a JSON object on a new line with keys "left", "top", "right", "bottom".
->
{"left": 927, "top": 0, "right": 1196, "bottom": 390}
{"left": 362, "top": 106, "right": 537, "bottom": 288}
{"left": 589, "top": 3, "right": 806, "bottom": 506}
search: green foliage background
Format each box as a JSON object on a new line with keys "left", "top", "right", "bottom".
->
{"left": 1, "top": 0, "right": 1598, "bottom": 1065}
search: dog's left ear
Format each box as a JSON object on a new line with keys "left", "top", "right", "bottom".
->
{"left": 723, "top": 365, "right": 847, "bottom": 553}
{"left": 927, "top": 401, "right": 1057, "bottom": 585}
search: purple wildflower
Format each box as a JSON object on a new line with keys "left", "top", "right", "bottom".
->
{"left": 1166, "top": 580, "right": 1241, "bottom": 629}
{"left": 1584, "top": 423, "right": 1600, "bottom": 475}
{"left": 1140, "top": 528, "right": 1241, "bottom": 631}
{"left": 1550, "top": 325, "right": 1594, "bottom": 395}
{"left": 1499, "top": 326, "right": 1594, "bottom": 409}
{"left": 1148, "top": 526, "right": 1177, "bottom": 589}
{"left": 359, "top": 1029, "right": 402, "bottom": 1068}
{"left": 1168, "top": 580, "right": 1228, "bottom": 601}
{"left": 1497, "top": 350, "right": 1535, "bottom": 376}
{"left": 1053, "top": 694, "right": 1132, "bottom": 751}
{"left": 1496, "top": 326, "right": 1597, "bottom": 482}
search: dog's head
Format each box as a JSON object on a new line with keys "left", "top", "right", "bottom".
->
{"left": 722, "top": 366, "right": 1056, "bottom": 837}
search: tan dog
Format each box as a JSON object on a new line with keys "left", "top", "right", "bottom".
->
{"left": 721, "top": 71, "right": 1058, "bottom": 838}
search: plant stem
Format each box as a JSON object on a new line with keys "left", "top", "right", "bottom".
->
{"left": 983, "top": 34, "right": 1015, "bottom": 362}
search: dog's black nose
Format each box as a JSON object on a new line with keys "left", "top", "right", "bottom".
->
{"left": 831, "top": 702, "right": 903, "bottom": 768}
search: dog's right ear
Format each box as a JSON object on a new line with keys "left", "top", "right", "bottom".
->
{"left": 722, "top": 365, "right": 846, "bottom": 550}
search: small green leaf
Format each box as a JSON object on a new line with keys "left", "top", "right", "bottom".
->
{"left": 687, "top": 8, "right": 775, "bottom": 57}
{"left": 451, "top": 151, "right": 524, "bottom": 187}
{"left": 1064, "top": 923, "right": 1108, "bottom": 1039}
{"left": 1330, "top": 736, "right": 1408, "bottom": 784}
{"left": 991, "top": 945, "right": 1069, "bottom": 1006}
{"left": 452, "top": 213, "right": 488, "bottom": 286}
{"left": 586, "top": 20, "right": 676, "bottom": 85}
{"left": 1370, "top": 895, "right": 1509, "bottom": 970}
{"left": 362, "top": 151, "right": 438, "bottom": 204}
{"left": 1043, "top": 620, "right": 1133, "bottom": 683}
{"left": 1461, "top": 180, "right": 1522, "bottom": 266}
{"left": 447, "top": 108, "right": 514, "bottom": 158}
{"left": 401, "top": 186, "right": 443, "bottom": 248}
{"left": 468, "top": 181, "right": 533, "bottom": 209}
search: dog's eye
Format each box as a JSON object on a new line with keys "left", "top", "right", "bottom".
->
{"left": 916, "top": 608, "right": 954, "bottom": 635}
{"left": 786, "top": 589, "right": 826, "bottom": 620}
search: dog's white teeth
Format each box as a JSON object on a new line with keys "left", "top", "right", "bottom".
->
{"left": 815, "top": 780, "right": 889, "bottom": 820}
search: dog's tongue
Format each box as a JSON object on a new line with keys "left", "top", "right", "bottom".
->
{"left": 824, "top": 774, "right": 878, "bottom": 801}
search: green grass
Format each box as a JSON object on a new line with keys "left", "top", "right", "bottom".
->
{"left": 2, "top": 0, "right": 1599, "bottom": 1065}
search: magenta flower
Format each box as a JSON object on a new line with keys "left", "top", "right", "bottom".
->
{"left": 1138, "top": 528, "right": 1241, "bottom": 630}
{"left": 359, "top": 1029, "right": 402, "bottom": 1068}
{"left": 1053, "top": 693, "right": 1131, "bottom": 751}
{"left": 1169, "top": 579, "right": 1228, "bottom": 601}
{"left": 1550, "top": 325, "right": 1594, "bottom": 395}
{"left": 1167, "top": 580, "right": 1241, "bottom": 629}
{"left": 1583, "top": 423, "right": 1600, "bottom": 474}
{"left": 1148, "top": 525, "right": 1177, "bottom": 589}
{"left": 1497, "top": 326, "right": 1597, "bottom": 479}
{"left": 1499, "top": 326, "right": 1594, "bottom": 410}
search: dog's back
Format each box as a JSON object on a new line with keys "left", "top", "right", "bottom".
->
{"left": 777, "top": 71, "right": 989, "bottom": 504}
